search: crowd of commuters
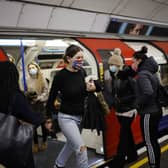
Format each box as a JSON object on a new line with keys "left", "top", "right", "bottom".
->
{"left": 0, "top": 44, "right": 163, "bottom": 168}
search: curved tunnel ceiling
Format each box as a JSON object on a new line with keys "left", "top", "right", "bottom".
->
{"left": 0, "top": 0, "right": 168, "bottom": 37}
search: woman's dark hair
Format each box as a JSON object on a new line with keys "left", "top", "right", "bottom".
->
{"left": 133, "top": 46, "right": 148, "bottom": 61}
{"left": 63, "top": 45, "right": 83, "bottom": 63}
{"left": 0, "top": 61, "right": 20, "bottom": 112}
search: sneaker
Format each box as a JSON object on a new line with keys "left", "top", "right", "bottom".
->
{"left": 108, "top": 155, "right": 125, "bottom": 168}
{"left": 39, "top": 142, "right": 48, "bottom": 151}
{"left": 126, "top": 156, "right": 138, "bottom": 164}
{"left": 32, "top": 144, "right": 39, "bottom": 153}
{"left": 53, "top": 164, "right": 64, "bottom": 168}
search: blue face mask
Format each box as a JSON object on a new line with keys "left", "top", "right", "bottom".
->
{"left": 29, "top": 68, "right": 38, "bottom": 75}
{"left": 72, "top": 60, "right": 83, "bottom": 70}
{"left": 109, "top": 65, "right": 118, "bottom": 73}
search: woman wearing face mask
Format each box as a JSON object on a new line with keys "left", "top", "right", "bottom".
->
{"left": 132, "top": 46, "right": 162, "bottom": 168}
{"left": 26, "top": 61, "right": 49, "bottom": 153}
{"left": 107, "top": 48, "right": 138, "bottom": 168}
{"left": 46, "top": 44, "right": 100, "bottom": 168}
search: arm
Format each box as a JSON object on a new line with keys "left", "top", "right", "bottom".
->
{"left": 37, "top": 77, "right": 49, "bottom": 102}
{"left": 46, "top": 75, "right": 60, "bottom": 117}
{"left": 137, "top": 74, "right": 154, "bottom": 106}
{"left": 94, "top": 80, "right": 102, "bottom": 92}
{"left": 119, "top": 78, "right": 136, "bottom": 104}
{"left": 13, "top": 91, "right": 44, "bottom": 126}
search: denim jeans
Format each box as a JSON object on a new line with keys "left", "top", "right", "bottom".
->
{"left": 56, "top": 112, "right": 88, "bottom": 168}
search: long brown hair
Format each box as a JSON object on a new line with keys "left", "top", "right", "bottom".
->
{"left": 63, "top": 45, "right": 83, "bottom": 63}
{"left": 27, "top": 62, "right": 46, "bottom": 93}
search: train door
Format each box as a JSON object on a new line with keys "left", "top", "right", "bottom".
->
{"left": 0, "top": 38, "right": 103, "bottom": 157}
{"left": 16, "top": 38, "right": 104, "bottom": 155}
{"left": 76, "top": 37, "right": 137, "bottom": 159}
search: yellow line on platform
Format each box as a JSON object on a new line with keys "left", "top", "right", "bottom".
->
{"left": 129, "top": 144, "right": 168, "bottom": 168}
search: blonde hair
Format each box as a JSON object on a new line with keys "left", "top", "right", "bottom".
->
{"left": 27, "top": 61, "right": 46, "bottom": 94}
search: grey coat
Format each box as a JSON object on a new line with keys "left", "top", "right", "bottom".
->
{"left": 136, "top": 57, "right": 161, "bottom": 114}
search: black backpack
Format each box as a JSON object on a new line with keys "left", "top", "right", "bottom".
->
{"left": 157, "top": 85, "right": 168, "bottom": 107}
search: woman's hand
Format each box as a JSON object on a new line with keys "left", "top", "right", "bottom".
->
{"left": 86, "top": 79, "right": 96, "bottom": 92}
{"left": 54, "top": 99, "right": 61, "bottom": 110}
{"left": 44, "top": 118, "right": 53, "bottom": 132}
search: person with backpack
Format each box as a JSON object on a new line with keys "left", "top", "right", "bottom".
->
{"left": 132, "top": 46, "right": 162, "bottom": 168}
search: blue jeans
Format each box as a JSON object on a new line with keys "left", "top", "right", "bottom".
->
{"left": 56, "top": 112, "right": 88, "bottom": 168}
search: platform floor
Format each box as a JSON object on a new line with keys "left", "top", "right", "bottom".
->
{"left": 33, "top": 137, "right": 168, "bottom": 168}
{"left": 34, "top": 139, "right": 103, "bottom": 168}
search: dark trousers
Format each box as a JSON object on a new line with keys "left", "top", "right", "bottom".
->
{"left": 34, "top": 122, "right": 47, "bottom": 144}
{"left": 24, "top": 153, "right": 35, "bottom": 168}
{"left": 2, "top": 151, "right": 35, "bottom": 168}
{"left": 117, "top": 116, "right": 138, "bottom": 161}
{"left": 140, "top": 112, "right": 162, "bottom": 168}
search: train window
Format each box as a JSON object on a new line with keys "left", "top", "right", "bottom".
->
{"left": 37, "top": 54, "right": 63, "bottom": 60}
{"left": 84, "top": 66, "right": 92, "bottom": 76}
{"left": 160, "top": 64, "right": 168, "bottom": 86}
{"left": 125, "top": 42, "right": 167, "bottom": 64}
{"left": 97, "top": 49, "right": 124, "bottom": 70}
{"left": 39, "top": 62, "right": 54, "bottom": 69}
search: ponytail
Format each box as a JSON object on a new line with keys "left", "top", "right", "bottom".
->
{"left": 133, "top": 46, "right": 148, "bottom": 61}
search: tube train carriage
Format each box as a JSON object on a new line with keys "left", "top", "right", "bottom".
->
{"left": 0, "top": 37, "right": 168, "bottom": 160}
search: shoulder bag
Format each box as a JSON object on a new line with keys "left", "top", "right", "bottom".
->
{"left": 0, "top": 94, "right": 33, "bottom": 167}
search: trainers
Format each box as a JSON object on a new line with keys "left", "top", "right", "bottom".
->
{"left": 126, "top": 156, "right": 138, "bottom": 164}
{"left": 32, "top": 144, "right": 39, "bottom": 153}
{"left": 53, "top": 164, "right": 64, "bottom": 168}
{"left": 39, "top": 142, "right": 48, "bottom": 151}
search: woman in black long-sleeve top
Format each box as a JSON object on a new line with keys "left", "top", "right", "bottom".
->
{"left": 0, "top": 61, "right": 45, "bottom": 168}
{"left": 46, "top": 45, "right": 100, "bottom": 168}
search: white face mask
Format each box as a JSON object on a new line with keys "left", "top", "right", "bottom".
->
{"left": 109, "top": 65, "right": 118, "bottom": 73}
{"left": 29, "top": 68, "right": 38, "bottom": 76}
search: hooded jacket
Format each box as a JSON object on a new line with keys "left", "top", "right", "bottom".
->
{"left": 136, "top": 57, "right": 161, "bottom": 114}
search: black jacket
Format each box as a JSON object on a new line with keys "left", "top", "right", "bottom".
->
{"left": 81, "top": 91, "right": 105, "bottom": 135}
{"left": 112, "top": 66, "right": 137, "bottom": 113}
{"left": 8, "top": 91, "right": 43, "bottom": 127}
{"left": 136, "top": 57, "right": 161, "bottom": 114}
